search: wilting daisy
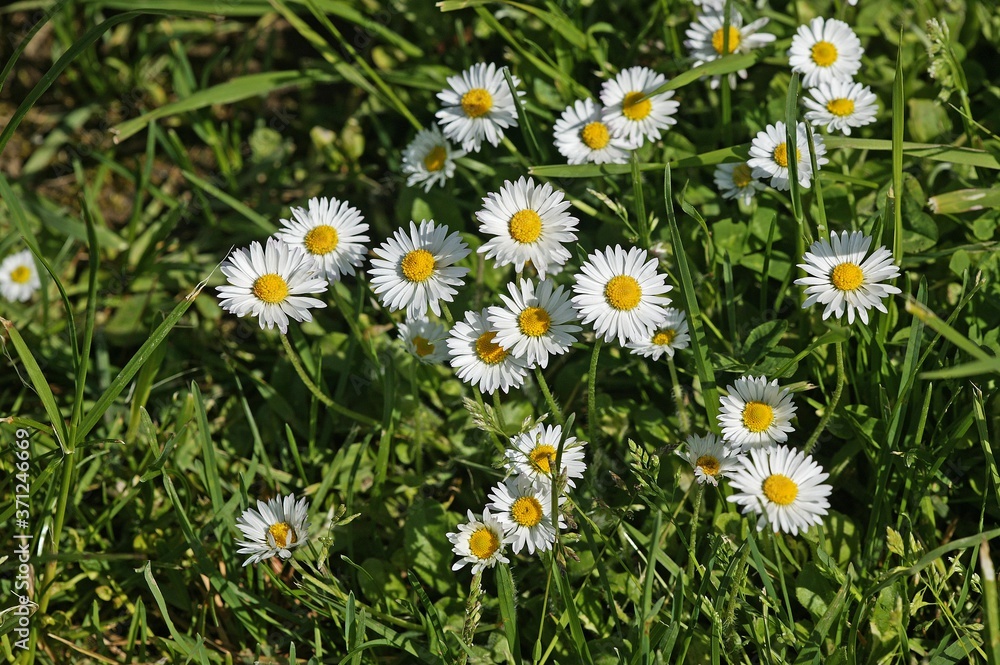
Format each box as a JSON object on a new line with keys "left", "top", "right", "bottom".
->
{"left": 505, "top": 423, "right": 588, "bottom": 490}
{"left": 572, "top": 245, "right": 673, "bottom": 346}
{"left": 677, "top": 432, "right": 743, "bottom": 486}
{"left": 488, "top": 475, "right": 565, "bottom": 555}
{"left": 600, "top": 66, "right": 679, "bottom": 145}
{"left": 476, "top": 176, "right": 578, "bottom": 279}
{"left": 727, "top": 445, "right": 832, "bottom": 535}
{"left": 275, "top": 197, "right": 369, "bottom": 283}
{"left": 401, "top": 126, "right": 466, "bottom": 192}
{"left": 795, "top": 230, "right": 902, "bottom": 325}
{"left": 488, "top": 279, "right": 580, "bottom": 369}
{"left": 398, "top": 317, "right": 450, "bottom": 364}
{"left": 447, "top": 508, "right": 511, "bottom": 574}
{"left": 216, "top": 238, "right": 328, "bottom": 334}
{"left": 714, "top": 162, "right": 766, "bottom": 205}
{"left": 368, "top": 219, "right": 471, "bottom": 319}
{"left": 552, "top": 98, "right": 636, "bottom": 164}
{"left": 235, "top": 493, "right": 310, "bottom": 566}
{"left": 436, "top": 62, "right": 521, "bottom": 152}
{"left": 0, "top": 249, "right": 41, "bottom": 302}
{"left": 718, "top": 376, "right": 798, "bottom": 452}
{"left": 448, "top": 308, "right": 529, "bottom": 395}
{"left": 625, "top": 307, "right": 691, "bottom": 360}
{"left": 747, "top": 121, "right": 828, "bottom": 191}
{"left": 803, "top": 80, "right": 879, "bottom": 135}
{"left": 788, "top": 17, "right": 863, "bottom": 88}
{"left": 684, "top": 11, "right": 775, "bottom": 89}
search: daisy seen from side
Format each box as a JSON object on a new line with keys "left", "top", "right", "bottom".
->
{"left": 275, "top": 197, "right": 370, "bottom": 283}
{"left": 448, "top": 308, "right": 529, "bottom": 395}
{"left": 600, "top": 66, "right": 679, "bottom": 145}
{"left": 803, "top": 80, "right": 878, "bottom": 135}
{"left": 714, "top": 161, "right": 766, "bottom": 205}
{"left": 787, "top": 17, "right": 864, "bottom": 88}
{"left": 398, "top": 317, "right": 450, "bottom": 365}
{"left": 684, "top": 10, "right": 775, "bottom": 89}
{"left": 488, "top": 278, "right": 581, "bottom": 369}
{"left": 677, "top": 432, "right": 743, "bottom": 487}
{"left": 505, "top": 423, "right": 588, "bottom": 490}
{"left": 401, "top": 126, "right": 465, "bottom": 192}
{"left": 447, "top": 509, "right": 511, "bottom": 574}
{"left": 235, "top": 493, "right": 311, "bottom": 566}
{"left": 625, "top": 307, "right": 691, "bottom": 360}
{"left": 436, "top": 62, "right": 521, "bottom": 152}
{"left": 0, "top": 249, "right": 41, "bottom": 302}
{"left": 747, "top": 121, "right": 828, "bottom": 191}
{"left": 552, "top": 98, "right": 636, "bottom": 165}
{"left": 718, "top": 375, "right": 798, "bottom": 452}
{"left": 488, "top": 475, "right": 565, "bottom": 555}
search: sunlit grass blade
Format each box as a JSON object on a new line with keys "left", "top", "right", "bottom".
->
{"left": 530, "top": 144, "right": 750, "bottom": 178}
{"left": 892, "top": 39, "right": 905, "bottom": 264}
{"left": 983, "top": 539, "right": 1000, "bottom": 665}
{"left": 822, "top": 136, "right": 1000, "bottom": 169}
{"left": 1, "top": 319, "right": 70, "bottom": 450}
{"left": 784, "top": 73, "right": 805, "bottom": 234}
{"left": 927, "top": 187, "right": 1000, "bottom": 214}
{"left": 181, "top": 170, "right": 276, "bottom": 233}
{"left": 495, "top": 563, "right": 518, "bottom": 660}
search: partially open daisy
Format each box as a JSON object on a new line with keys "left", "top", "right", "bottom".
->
{"left": 803, "top": 80, "right": 878, "bottom": 135}
{"left": 677, "top": 432, "right": 743, "bottom": 487}
{"left": 747, "top": 121, "right": 828, "bottom": 191}
{"left": 448, "top": 308, "right": 529, "bottom": 395}
{"left": 398, "top": 317, "right": 450, "bottom": 365}
{"left": 401, "top": 126, "right": 466, "bottom": 192}
{"left": 600, "top": 66, "right": 679, "bottom": 146}
{"left": 487, "top": 475, "right": 565, "bottom": 555}
{"left": 0, "top": 249, "right": 41, "bottom": 302}
{"left": 552, "top": 98, "right": 636, "bottom": 165}
{"left": 447, "top": 508, "right": 511, "bottom": 574}
{"left": 572, "top": 245, "right": 673, "bottom": 346}
{"left": 488, "top": 278, "right": 581, "bottom": 369}
{"left": 625, "top": 307, "right": 691, "bottom": 360}
{"left": 476, "top": 176, "right": 579, "bottom": 279}
{"left": 718, "top": 376, "right": 798, "bottom": 452}
{"left": 217, "top": 238, "right": 328, "bottom": 334}
{"left": 505, "top": 423, "right": 588, "bottom": 490}
{"left": 714, "top": 161, "right": 766, "bottom": 205}
{"left": 788, "top": 17, "right": 863, "bottom": 88}
{"left": 368, "top": 219, "right": 471, "bottom": 319}
{"left": 727, "top": 445, "right": 832, "bottom": 535}
{"left": 795, "top": 230, "right": 902, "bottom": 325}
{"left": 235, "top": 493, "right": 310, "bottom": 567}
{"left": 684, "top": 11, "right": 775, "bottom": 89}
{"left": 275, "top": 197, "right": 369, "bottom": 283}
{"left": 436, "top": 62, "right": 521, "bottom": 152}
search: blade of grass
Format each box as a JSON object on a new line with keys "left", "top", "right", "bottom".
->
{"left": 495, "top": 563, "right": 518, "bottom": 661}
{"left": 1, "top": 319, "right": 69, "bottom": 450}
{"left": 891, "top": 39, "right": 904, "bottom": 265}
{"left": 0, "top": 0, "right": 70, "bottom": 93}
{"left": 983, "top": 539, "right": 1000, "bottom": 665}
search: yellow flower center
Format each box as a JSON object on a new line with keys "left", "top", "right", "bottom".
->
{"left": 252, "top": 273, "right": 289, "bottom": 304}
{"left": 517, "top": 306, "right": 551, "bottom": 337}
{"left": 268, "top": 521, "right": 294, "bottom": 549}
{"left": 732, "top": 163, "right": 753, "bottom": 188}
{"left": 413, "top": 336, "right": 435, "bottom": 357}
{"left": 508, "top": 209, "right": 543, "bottom": 244}
{"left": 581, "top": 121, "right": 611, "bottom": 149}
{"left": 652, "top": 328, "right": 676, "bottom": 346}
{"left": 475, "top": 331, "right": 507, "bottom": 365}
{"left": 468, "top": 527, "right": 500, "bottom": 559}
{"left": 604, "top": 275, "right": 642, "bottom": 311}
{"left": 423, "top": 145, "right": 448, "bottom": 172}
{"left": 510, "top": 496, "right": 544, "bottom": 527}
{"left": 461, "top": 88, "right": 493, "bottom": 118}
{"left": 695, "top": 455, "right": 720, "bottom": 477}
{"left": 811, "top": 41, "right": 838, "bottom": 67}
{"left": 741, "top": 401, "right": 775, "bottom": 433}
{"left": 762, "top": 474, "right": 799, "bottom": 506}
{"left": 400, "top": 249, "right": 435, "bottom": 282}
{"left": 830, "top": 262, "right": 864, "bottom": 291}
{"left": 303, "top": 224, "right": 339, "bottom": 255}
{"left": 772, "top": 143, "right": 800, "bottom": 169}
{"left": 529, "top": 444, "right": 558, "bottom": 474}
{"left": 10, "top": 265, "right": 31, "bottom": 284}
{"left": 826, "top": 98, "right": 855, "bottom": 117}
{"left": 622, "top": 91, "right": 652, "bottom": 121}
{"left": 712, "top": 26, "right": 742, "bottom": 54}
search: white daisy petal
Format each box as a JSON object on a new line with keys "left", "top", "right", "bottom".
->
{"left": 446, "top": 508, "right": 512, "bottom": 574}
{"left": 676, "top": 432, "right": 744, "bottom": 486}
{"left": 487, "top": 475, "right": 566, "bottom": 555}
{"left": 274, "top": 197, "right": 370, "bottom": 283}
{"left": 435, "top": 62, "right": 522, "bottom": 152}
{"left": 447, "top": 308, "right": 529, "bottom": 395}
{"left": 599, "top": 66, "right": 679, "bottom": 146}
{"left": 787, "top": 17, "right": 864, "bottom": 88}
{"left": 504, "top": 423, "right": 588, "bottom": 490}
{"left": 717, "top": 375, "right": 798, "bottom": 452}
{"left": 235, "top": 493, "right": 311, "bottom": 566}
{"left": 747, "top": 121, "right": 828, "bottom": 191}
{"left": 401, "top": 126, "right": 466, "bottom": 192}
{"left": 803, "top": 80, "right": 879, "bottom": 136}
{"left": 625, "top": 307, "right": 691, "bottom": 360}
{"left": 714, "top": 161, "right": 767, "bottom": 204}
{"left": 488, "top": 278, "right": 581, "bottom": 369}
{"left": 553, "top": 98, "right": 637, "bottom": 164}
{"left": 0, "top": 249, "right": 42, "bottom": 302}
{"left": 398, "top": 317, "right": 451, "bottom": 364}
{"left": 684, "top": 10, "right": 775, "bottom": 89}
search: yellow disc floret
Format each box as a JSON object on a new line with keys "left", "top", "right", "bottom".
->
{"left": 508, "top": 209, "right": 543, "bottom": 243}
{"left": 830, "top": 262, "right": 864, "bottom": 291}
{"left": 604, "top": 275, "right": 642, "bottom": 311}
{"left": 712, "top": 26, "right": 742, "bottom": 54}
{"left": 518, "top": 307, "right": 552, "bottom": 337}
{"left": 826, "top": 98, "right": 855, "bottom": 117}
{"left": 732, "top": 163, "right": 754, "bottom": 188}
{"left": 695, "top": 455, "right": 720, "bottom": 477}
{"left": 10, "top": 265, "right": 31, "bottom": 284}
{"left": 741, "top": 401, "right": 775, "bottom": 433}
{"left": 510, "top": 496, "right": 544, "bottom": 527}
{"left": 529, "top": 444, "right": 558, "bottom": 474}
{"left": 652, "top": 329, "right": 676, "bottom": 346}
{"left": 461, "top": 88, "right": 493, "bottom": 118}
{"left": 423, "top": 145, "right": 448, "bottom": 172}
{"left": 268, "top": 522, "right": 294, "bottom": 548}
{"left": 581, "top": 121, "right": 611, "bottom": 149}
{"left": 303, "top": 225, "right": 339, "bottom": 255}
{"left": 475, "top": 331, "right": 507, "bottom": 365}
{"left": 413, "top": 336, "right": 435, "bottom": 357}
{"left": 762, "top": 474, "right": 799, "bottom": 505}
{"left": 252, "top": 274, "right": 289, "bottom": 304}
{"left": 622, "top": 91, "right": 652, "bottom": 121}
{"left": 401, "top": 249, "right": 435, "bottom": 282}
{"left": 468, "top": 527, "right": 500, "bottom": 559}
{"left": 810, "top": 41, "right": 838, "bottom": 67}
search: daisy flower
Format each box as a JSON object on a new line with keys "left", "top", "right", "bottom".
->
{"left": 718, "top": 376, "right": 798, "bottom": 452}
{"left": 625, "top": 307, "right": 691, "bottom": 360}
{"left": 552, "top": 98, "right": 636, "bottom": 165}
{"left": 714, "top": 161, "right": 766, "bottom": 205}
{"left": 488, "top": 278, "right": 581, "bottom": 369}
{"left": 676, "top": 432, "right": 743, "bottom": 486}
{"left": 216, "top": 238, "right": 328, "bottom": 334}
{"left": 692, "top": 0, "right": 726, "bottom": 8}
{"left": 398, "top": 317, "right": 450, "bottom": 364}
{"left": 727, "top": 445, "right": 832, "bottom": 535}
{"left": 505, "top": 423, "right": 588, "bottom": 490}
{"left": 600, "top": 66, "right": 679, "bottom": 145}
{"left": 747, "top": 121, "right": 828, "bottom": 191}
{"left": 795, "top": 230, "right": 902, "bottom": 325}
{"left": 368, "top": 219, "right": 471, "bottom": 319}
{"left": 275, "top": 197, "right": 369, "bottom": 283}
{"left": 788, "top": 17, "right": 864, "bottom": 88}
{"left": 447, "top": 508, "right": 511, "bottom": 574}
{"left": 447, "top": 308, "right": 529, "bottom": 395}
{"left": 235, "top": 493, "right": 310, "bottom": 566}
{"left": 487, "top": 475, "right": 565, "bottom": 555}
{"left": 401, "top": 126, "right": 466, "bottom": 192}
{"left": 435, "top": 62, "right": 521, "bottom": 152}
{"left": 572, "top": 245, "right": 673, "bottom": 346}
{"left": 476, "top": 176, "right": 579, "bottom": 279}
{"left": 684, "top": 11, "right": 775, "bottom": 89}
{"left": 803, "top": 80, "right": 879, "bottom": 135}
{"left": 0, "top": 249, "right": 41, "bottom": 302}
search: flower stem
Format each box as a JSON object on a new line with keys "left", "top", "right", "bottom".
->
{"left": 588, "top": 338, "right": 603, "bottom": 447}
{"left": 804, "top": 341, "right": 845, "bottom": 454}
{"left": 534, "top": 366, "right": 565, "bottom": 427}
{"left": 456, "top": 570, "right": 483, "bottom": 665}
{"left": 686, "top": 483, "right": 706, "bottom": 579}
{"left": 666, "top": 356, "right": 690, "bottom": 434}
